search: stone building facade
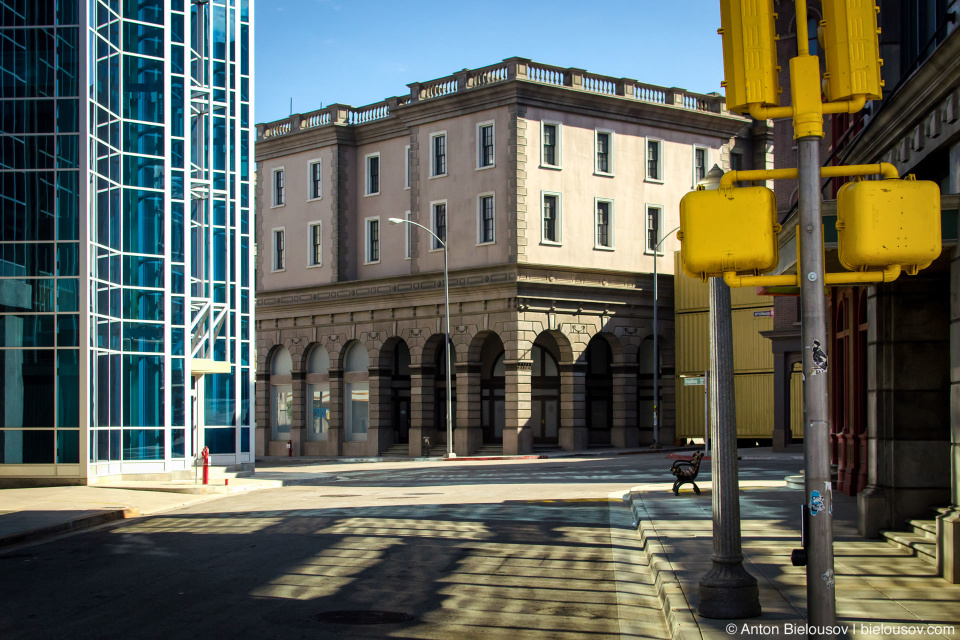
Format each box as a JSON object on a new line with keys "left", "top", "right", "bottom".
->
{"left": 254, "top": 58, "right": 757, "bottom": 458}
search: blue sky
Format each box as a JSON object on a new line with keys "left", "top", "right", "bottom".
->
{"left": 254, "top": 0, "right": 725, "bottom": 125}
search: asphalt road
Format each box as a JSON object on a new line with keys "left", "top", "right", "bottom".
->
{"left": 0, "top": 454, "right": 789, "bottom": 640}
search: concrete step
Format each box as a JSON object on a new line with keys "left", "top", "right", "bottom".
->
{"left": 474, "top": 446, "right": 503, "bottom": 457}
{"left": 880, "top": 529, "right": 937, "bottom": 565}
{"left": 381, "top": 444, "right": 411, "bottom": 457}
{"left": 909, "top": 519, "right": 938, "bottom": 541}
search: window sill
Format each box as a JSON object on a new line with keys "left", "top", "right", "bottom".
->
{"left": 271, "top": 268, "right": 286, "bottom": 273}
{"left": 428, "top": 247, "right": 444, "bottom": 253}
{"left": 429, "top": 173, "right": 447, "bottom": 180}
{"left": 540, "top": 240, "right": 562, "bottom": 247}
{"left": 594, "top": 171, "right": 615, "bottom": 178}
{"left": 306, "top": 196, "right": 322, "bottom": 203}
{"left": 594, "top": 245, "right": 615, "bottom": 252}
{"left": 270, "top": 203, "right": 285, "bottom": 209}
{"left": 475, "top": 164, "right": 496, "bottom": 171}
{"left": 363, "top": 192, "right": 380, "bottom": 198}
{"left": 643, "top": 250, "right": 665, "bottom": 257}
{"left": 363, "top": 260, "right": 381, "bottom": 266}
{"left": 476, "top": 240, "right": 496, "bottom": 247}
{"left": 645, "top": 178, "right": 664, "bottom": 185}
{"left": 306, "top": 263, "right": 323, "bottom": 269}
{"left": 540, "top": 164, "right": 562, "bottom": 171}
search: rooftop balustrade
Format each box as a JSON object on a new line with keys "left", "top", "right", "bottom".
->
{"left": 257, "top": 57, "right": 727, "bottom": 140}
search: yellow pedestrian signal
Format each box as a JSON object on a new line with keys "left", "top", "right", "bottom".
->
{"left": 679, "top": 186, "right": 781, "bottom": 280}
{"left": 835, "top": 178, "right": 941, "bottom": 275}
{"left": 820, "top": 0, "right": 883, "bottom": 102}
{"left": 718, "top": 0, "right": 781, "bottom": 113}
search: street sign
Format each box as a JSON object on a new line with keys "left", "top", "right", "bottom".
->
{"left": 683, "top": 376, "right": 706, "bottom": 386}
{"left": 754, "top": 309, "right": 773, "bottom": 317}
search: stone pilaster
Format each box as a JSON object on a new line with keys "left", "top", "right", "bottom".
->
{"left": 611, "top": 363, "right": 639, "bottom": 448}
{"left": 940, "top": 246, "right": 960, "bottom": 582}
{"left": 290, "top": 371, "right": 306, "bottom": 456}
{"left": 325, "top": 369, "right": 343, "bottom": 457}
{"left": 408, "top": 367, "right": 434, "bottom": 456}
{"left": 366, "top": 372, "right": 390, "bottom": 456}
{"left": 559, "top": 364, "right": 588, "bottom": 451}
{"left": 455, "top": 364, "right": 482, "bottom": 456}
{"left": 504, "top": 359, "right": 533, "bottom": 455}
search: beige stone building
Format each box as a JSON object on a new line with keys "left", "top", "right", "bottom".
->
{"left": 254, "top": 58, "right": 763, "bottom": 458}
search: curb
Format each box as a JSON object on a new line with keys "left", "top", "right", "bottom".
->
{"left": 444, "top": 455, "right": 547, "bottom": 461}
{"left": 627, "top": 490, "right": 704, "bottom": 640}
{"left": 0, "top": 507, "right": 140, "bottom": 551}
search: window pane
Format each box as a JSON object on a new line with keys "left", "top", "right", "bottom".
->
{"left": 122, "top": 429, "right": 164, "bottom": 461}
{"left": 0, "top": 430, "right": 54, "bottom": 463}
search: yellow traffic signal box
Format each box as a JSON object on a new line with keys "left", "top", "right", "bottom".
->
{"left": 679, "top": 186, "right": 781, "bottom": 280}
{"left": 820, "top": 0, "right": 883, "bottom": 102}
{"left": 835, "top": 178, "right": 941, "bottom": 275}
{"left": 718, "top": 0, "right": 781, "bottom": 113}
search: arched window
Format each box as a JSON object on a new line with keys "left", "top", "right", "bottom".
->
{"left": 306, "top": 346, "right": 330, "bottom": 442}
{"left": 531, "top": 343, "right": 560, "bottom": 444}
{"left": 343, "top": 343, "right": 369, "bottom": 442}
{"left": 270, "top": 347, "right": 293, "bottom": 441}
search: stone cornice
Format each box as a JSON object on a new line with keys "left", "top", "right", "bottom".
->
{"left": 842, "top": 28, "right": 960, "bottom": 167}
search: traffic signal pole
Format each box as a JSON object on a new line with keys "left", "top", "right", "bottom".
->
{"left": 797, "top": 137, "right": 837, "bottom": 639}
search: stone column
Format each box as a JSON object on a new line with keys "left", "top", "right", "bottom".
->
{"left": 561, "top": 363, "right": 588, "bottom": 451}
{"left": 941, "top": 245, "right": 960, "bottom": 582}
{"left": 771, "top": 352, "right": 791, "bottom": 451}
{"left": 504, "top": 358, "right": 533, "bottom": 455}
{"left": 325, "top": 369, "right": 343, "bottom": 457}
{"left": 408, "top": 366, "right": 433, "bottom": 456}
{"left": 455, "top": 363, "right": 482, "bottom": 456}
{"left": 290, "top": 371, "right": 306, "bottom": 456}
{"left": 255, "top": 372, "right": 270, "bottom": 457}
{"left": 859, "top": 274, "right": 950, "bottom": 538}
{"left": 611, "top": 363, "right": 639, "bottom": 448}
{"left": 366, "top": 371, "right": 389, "bottom": 456}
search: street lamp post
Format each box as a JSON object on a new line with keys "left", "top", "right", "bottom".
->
{"left": 694, "top": 165, "right": 760, "bottom": 619}
{"left": 652, "top": 223, "right": 680, "bottom": 449}
{"left": 388, "top": 218, "right": 455, "bottom": 458}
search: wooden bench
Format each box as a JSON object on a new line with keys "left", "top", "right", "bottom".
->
{"left": 671, "top": 451, "right": 705, "bottom": 495}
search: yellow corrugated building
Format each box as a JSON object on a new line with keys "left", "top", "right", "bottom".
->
{"left": 673, "top": 252, "right": 804, "bottom": 440}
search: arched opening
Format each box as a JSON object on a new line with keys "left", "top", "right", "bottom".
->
{"left": 532, "top": 335, "right": 561, "bottom": 445}
{"left": 306, "top": 345, "right": 330, "bottom": 442}
{"left": 586, "top": 336, "right": 613, "bottom": 445}
{"left": 270, "top": 347, "right": 293, "bottom": 442}
{"left": 480, "top": 334, "right": 505, "bottom": 444}
{"left": 434, "top": 339, "right": 456, "bottom": 446}
{"left": 389, "top": 340, "right": 411, "bottom": 444}
{"left": 343, "top": 342, "right": 369, "bottom": 442}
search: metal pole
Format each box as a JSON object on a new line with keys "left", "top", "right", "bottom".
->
{"left": 653, "top": 239, "right": 660, "bottom": 448}
{"left": 697, "top": 169, "right": 760, "bottom": 620}
{"left": 443, "top": 242, "right": 455, "bottom": 458}
{"left": 798, "top": 136, "right": 835, "bottom": 636}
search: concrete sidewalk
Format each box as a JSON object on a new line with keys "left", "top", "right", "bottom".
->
{"left": 626, "top": 476, "right": 960, "bottom": 640}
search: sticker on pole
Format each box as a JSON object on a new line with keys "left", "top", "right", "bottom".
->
{"left": 810, "top": 340, "right": 828, "bottom": 375}
{"left": 810, "top": 490, "right": 824, "bottom": 516}
{"left": 822, "top": 569, "right": 835, "bottom": 589}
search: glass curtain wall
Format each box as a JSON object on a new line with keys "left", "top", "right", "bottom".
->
{"left": 0, "top": 1, "right": 82, "bottom": 465}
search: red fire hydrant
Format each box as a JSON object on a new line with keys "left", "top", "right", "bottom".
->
{"left": 201, "top": 446, "right": 210, "bottom": 485}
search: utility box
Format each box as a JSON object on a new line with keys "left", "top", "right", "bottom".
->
{"left": 835, "top": 178, "right": 941, "bottom": 274}
{"left": 718, "top": 0, "right": 781, "bottom": 113}
{"left": 679, "top": 186, "right": 781, "bottom": 280}
{"left": 820, "top": 0, "right": 883, "bottom": 102}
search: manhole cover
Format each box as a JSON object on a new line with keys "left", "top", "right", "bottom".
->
{"left": 313, "top": 610, "right": 414, "bottom": 625}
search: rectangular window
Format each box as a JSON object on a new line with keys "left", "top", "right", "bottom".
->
{"left": 309, "top": 222, "right": 322, "bottom": 266}
{"left": 431, "top": 132, "right": 446, "bottom": 177}
{"left": 542, "top": 193, "right": 561, "bottom": 244}
{"left": 694, "top": 147, "right": 707, "bottom": 185}
{"left": 404, "top": 145, "right": 411, "bottom": 189}
{"left": 309, "top": 160, "right": 321, "bottom": 199}
{"left": 646, "top": 206, "right": 664, "bottom": 254}
{"left": 541, "top": 122, "right": 560, "bottom": 168}
{"left": 273, "top": 168, "right": 284, "bottom": 206}
{"left": 432, "top": 201, "right": 447, "bottom": 249}
{"left": 273, "top": 229, "right": 285, "bottom": 270}
{"left": 478, "top": 194, "right": 495, "bottom": 244}
{"left": 646, "top": 140, "right": 663, "bottom": 181}
{"left": 595, "top": 199, "right": 613, "bottom": 249}
{"left": 404, "top": 211, "right": 412, "bottom": 259}
{"left": 595, "top": 130, "right": 613, "bottom": 175}
{"left": 477, "top": 122, "right": 494, "bottom": 168}
{"left": 365, "top": 218, "right": 380, "bottom": 263}
{"left": 366, "top": 153, "right": 380, "bottom": 195}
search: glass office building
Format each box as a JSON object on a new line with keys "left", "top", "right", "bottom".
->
{"left": 0, "top": 0, "right": 254, "bottom": 483}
